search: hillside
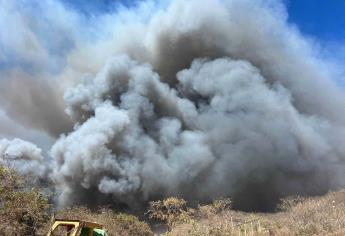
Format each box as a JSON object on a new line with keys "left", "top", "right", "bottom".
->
{"left": 1, "top": 165, "right": 345, "bottom": 235}
{"left": 43, "top": 189, "right": 345, "bottom": 236}
{"left": 161, "top": 190, "right": 345, "bottom": 236}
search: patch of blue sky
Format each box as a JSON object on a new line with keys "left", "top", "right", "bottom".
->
{"left": 286, "top": 0, "right": 345, "bottom": 43}
{"left": 285, "top": 0, "right": 345, "bottom": 85}
{"left": 60, "top": 0, "right": 143, "bottom": 16}
{"left": 60, "top": 0, "right": 345, "bottom": 44}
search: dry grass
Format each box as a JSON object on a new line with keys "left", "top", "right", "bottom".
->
{"left": 38, "top": 206, "right": 153, "bottom": 236}
{"left": 2, "top": 165, "right": 345, "bottom": 235}
{"left": 3, "top": 188, "right": 345, "bottom": 235}
{"left": 164, "top": 190, "right": 345, "bottom": 236}
{"left": 147, "top": 197, "right": 192, "bottom": 227}
{"left": 0, "top": 166, "right": 49, "bottom": 236}
{"left": 0, "top": 165, "right": 153, "bottom": 236}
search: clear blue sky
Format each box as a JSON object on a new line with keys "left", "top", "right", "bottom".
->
{"left": 286, "top": 0, "right": 345, "bottom": 42}
{"left": 61, "top": 0, "right": 345, "bottom": 43}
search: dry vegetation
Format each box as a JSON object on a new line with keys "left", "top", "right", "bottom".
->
{"left": 1, "top": 165, "right": 345, "bottom": 235}
{"left": 0, "top": 165, "right": 153, "bottom": 236}
{"left": 37, "top": 207, "right": 153, "bottom": 236}
{"left": 152, "top": 192, "right": 345, "bottom": 236}
{"left": 0, "top": 166, "right": 49, "bottom": 236}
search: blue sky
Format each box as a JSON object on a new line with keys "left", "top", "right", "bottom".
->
{"left": 61, "top": 0, "right": 142, "bottom": 15}
{"left": 61, "top": 0, "right": 345, "bottom": 43}
{"left": 287, "top": 0, "right": 345, "bottom": 42}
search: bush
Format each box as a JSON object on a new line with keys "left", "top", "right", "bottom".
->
{"left": 147, "top": 197, "right": 193, "bottom": 227}
{"left": 277, "top": 195, "right": 306, "bottom": 211}
{"left": 166, "top": 190, "right": 345, "bottom": 236}
{"left": 0, "top": 166, "right": 49, "bottom": 235}
{"left": 198, "top": 198, "right": 232, "bottom": 217}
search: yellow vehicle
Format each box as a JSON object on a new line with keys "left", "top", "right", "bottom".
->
{"left": 47, "top": 218, "right": 108, "bottom": 236}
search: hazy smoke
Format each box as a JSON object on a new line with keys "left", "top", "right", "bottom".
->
{"left": 0, "top": 74, "right": 73, "bottom": 137}
{"left": 0, "top": 138, "right": 46, "bottom": 178}
{"left": 1, "top": 0, "right": 345, "bottom": 211}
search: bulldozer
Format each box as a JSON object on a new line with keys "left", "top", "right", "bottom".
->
{"left": 46, "top": 218, "right": 108, "bottom": 236}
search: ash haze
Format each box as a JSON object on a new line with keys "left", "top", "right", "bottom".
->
{"left": 0, "top": 0, "right": 345, "bottom": 211}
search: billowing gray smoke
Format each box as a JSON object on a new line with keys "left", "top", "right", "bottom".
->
{"left": 1, "top": 0, "right": 345, "bottom": 211}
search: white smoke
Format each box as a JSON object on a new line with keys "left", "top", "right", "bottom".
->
{"left": 1, "top": 0, "right": 345, "bottom": 211}
{"left": 0, "top": 138, "right": 46, "bottom": 178}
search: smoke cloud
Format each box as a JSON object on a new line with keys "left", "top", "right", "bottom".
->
{"left": 0, "top": 138, "right": 46, "bottom": 178}
{"left": 0, "top": 73, "right": 73, "bottom": 137}
{"left": 1, "top": 0, "right": 345, "bottom": 211}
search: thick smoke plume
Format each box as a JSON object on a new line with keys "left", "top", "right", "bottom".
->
{"left": 1, "top": 0, "right": 345, "bottom": 211}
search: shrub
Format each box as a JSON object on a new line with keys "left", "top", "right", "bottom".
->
{"left": 277, "top": 195, "right": 306, "bottom": 211}
{"left": 147, "top": 197, "right": 193, "bottom": 227}
{"left": 211, "top": 198, "right": 232, "bottom": 213}
{"left": 0, "top": 166, "right": 49, "bottom": 235}
{"left": 198, "top": 198, "right": 232, "bottom": 217}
